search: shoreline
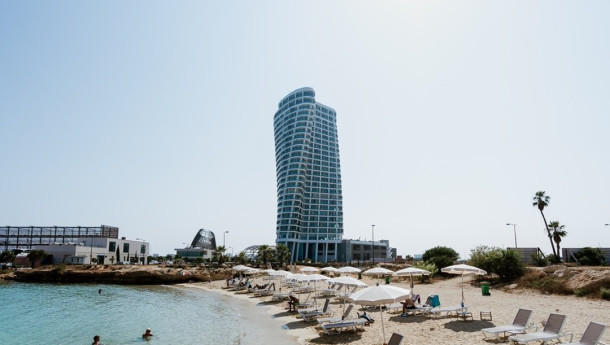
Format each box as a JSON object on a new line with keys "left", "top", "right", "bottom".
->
{"left": 182, "top": 281, "right": 316, "bottom": 344}
{"left": 184, "top": 275, "right": 610, "bottom": 345}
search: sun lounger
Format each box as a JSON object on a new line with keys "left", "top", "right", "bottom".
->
{"left": 509, "top": 313, "right": 568, "bottom": 345}
{"left": 561, "top": 322, "right": 606, "bottom": 345}
{"left": 387, "top": 333, "right": 404, "bottom": 345}
{"left": 271, "top": 289, "right": 293, "bottom": 301}
{"left": 299, "top": 299, "right": 333, "bottom": 322}
{"left": 482, "top": 309, "right": 534, "bottom": 339}
{"left": 318, "top": 305, "right": 354, "bottom": 325}
{"left": 321, "top": 318, "right": 367, "bottom": 335}
{"left": 428, "top": 305, "right": 467, "bottom": 317}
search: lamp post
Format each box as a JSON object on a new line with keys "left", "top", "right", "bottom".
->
{"left": 371, "top": 224, "right": 375, "bottom": 266}
{"left": 506, "top": 223, "right": 517, "bottom": 248}
{"left": 223, "top": 231, "right": 229, "bottom": 248}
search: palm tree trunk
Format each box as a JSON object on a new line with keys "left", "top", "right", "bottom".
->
{"left": 540, "top": 210, "right": 557, "bottom": 256}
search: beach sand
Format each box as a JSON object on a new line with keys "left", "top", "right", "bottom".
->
{"left": 186, "top": 275, "right": 610, "bottom": 345}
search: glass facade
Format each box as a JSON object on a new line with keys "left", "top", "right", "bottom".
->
{"left": 274, "top": 87, "right": 343, "bottom": 263}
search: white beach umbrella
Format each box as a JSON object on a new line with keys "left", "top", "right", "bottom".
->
{"left": 320, "top": 266, "right": 338, "bottom": 273}
{"left": 297, "top": 274, "right": 329, "bottom": 307}
{"left": 363, "top": 267, "right": 394, "bottom": 284}
{"left": 300, "top": 266, "right": 320, "bottom": 273}
{"left": 329, "top": 276, "right": 369, "bottom": 314}
{"left": 440, "top": 264, "right": 487, "bottom": 303}
{"left": 394, "top": 267, "right": 430, "bottom": 293}
{"left": 268, "top": 269, "right": 290, "bottom": 291}
{"left": 349, "top": 284, "right": 411, "bottom": 345}
{"left": 337, "top": 266, "right": 362, "bottom": 275}
{"left": 232, "top": 265, "right": 251, "bottom": 272}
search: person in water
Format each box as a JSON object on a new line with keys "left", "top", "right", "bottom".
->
{"left": 142, "top": 328, "right": 154, "bottom": 338}
{"left": 92, "top": 335, "right": 101, "bottom": 345}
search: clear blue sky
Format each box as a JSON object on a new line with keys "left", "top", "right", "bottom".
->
{"left": 1, "top": 1, "right": 609, "bottom": 258}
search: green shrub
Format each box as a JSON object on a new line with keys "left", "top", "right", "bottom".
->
{"left": 422, "top": 246, "right": 459, "bottom": 271}
{"left": 601, "top": 288, "right": 610, "bottom": 300}
{"left": 574, "top": 247, "right": 606, "bottom": 266}
{"left": 532, "top": 252, "right": 549, "bottom": 267}
{"left": 574, "top": 289, "right": 587, "bottom": 297}
{"left": 469, "top": 246, "right": 525, "bottom": 281}
{"left": 412, "top": 261, "right": 438, "bottom": 278}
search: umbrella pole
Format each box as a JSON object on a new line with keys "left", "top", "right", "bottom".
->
{"left": 379, "top": 304, "right": 386, "bottom": 344}
{"left": 461, "top": 273, "right": 464, "bottom": 304}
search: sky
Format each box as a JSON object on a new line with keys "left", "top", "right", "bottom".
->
{"left": 1, "top": 1, "right": 609, "bottom": 259}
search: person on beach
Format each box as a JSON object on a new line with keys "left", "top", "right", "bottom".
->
{"left": 142, "top": 328, "right": 153, "bottom": 339}
{"left": 287, "top": 295, "right": 299, "bottom": 311}
{"left": 400, "top": 297, "right": 416, "bottom": 315}
{"left": 92, "top": 335, "right": 101, "bottom": 345}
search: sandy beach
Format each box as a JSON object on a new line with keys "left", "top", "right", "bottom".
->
{"left": 186, "top": 274, "right": 610, "bottom": 345}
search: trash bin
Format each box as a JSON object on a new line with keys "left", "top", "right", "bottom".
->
{"left": 481, "top": 281, "right": 490, "bottom": 296}
{"left": 385, "top": 275, "right": 390, "bottom": 284}
{"left": 358, "top": 272, "right": 362, "bottom": 280}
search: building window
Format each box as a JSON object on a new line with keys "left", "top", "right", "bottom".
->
{"left": 109, "top": 242, "right": 116, "bottom": 252}
{"left": 140, "top": 244, "right": 146, "bottom": 255}
{"left": 123, "top": 243, "right": 129, "bottom": 253}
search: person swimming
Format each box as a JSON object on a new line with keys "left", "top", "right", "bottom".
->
{"left": 142, "top": 328, "right": 153, "bottom": 339}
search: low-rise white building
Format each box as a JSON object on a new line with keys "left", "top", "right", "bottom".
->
{"left": 37, "top": 237, "right": 150, "bottom": 265}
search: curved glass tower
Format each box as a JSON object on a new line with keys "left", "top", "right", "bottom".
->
{"left": 274, "top": 87, "right": 343, "bottom": 263}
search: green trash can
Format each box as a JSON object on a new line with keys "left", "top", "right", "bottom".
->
{"left": 385, "top": 275, "right": 390, "bottom": 284}
{"left": 481, "top": 281, "right": 490, "bottom": 296}
{"left": 358, "top": 272, "right": 362, "bottom": 280}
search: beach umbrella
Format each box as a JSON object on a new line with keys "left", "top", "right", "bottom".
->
{"left": 394, "top": 267, "right": 430, "bottom": 293}
{"left": 329, "top": 276, "right": 368, "bottom": 314}
{"left": 232, "top": 265, "right": 251, "bottom": 272}
{"left": 320, "top": 266, "right": 338, "bottom": 275}
{"left": 268, "top": 269, "right": 290, "bottom": 291}
{"left": 349, "top": 284, "right": 411, "bottom": 345}
{"left": 440, "top": 264, "right": 487, "bottom": 304}
{"left": 299, "top": 274, "right": 329, "bottom": 307}
{"left": 300, "top": 266, "right": 319, "bottom": 273}
{"left": 337, "top": 266, "right": 362, "bottom": 275}
{"left": 363, "top": 267, "right": 394, "bottom": 284}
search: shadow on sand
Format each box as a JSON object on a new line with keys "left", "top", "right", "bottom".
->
{"left": 444, "top": 319, "right": 495, "bottom": 332}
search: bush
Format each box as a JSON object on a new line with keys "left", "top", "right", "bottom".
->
{"left": 574, "top": 247, "right": 606, "bottom": 266}
{"left": 601, "top": 288, "right": 610, "bottom": 300}
{"left": 412, "top": 261, "right": 438, "bottom": 279}
{"left": 469, "top": 246, "right": 525, "bottom": 281}
{"left": 532, "top": 252, "right": 549, "bottom": 267}
{"left": 422, "top": 246, "right": 459, "bottom": 271}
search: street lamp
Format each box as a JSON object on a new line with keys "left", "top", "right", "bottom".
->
{"left": 223, "top": 231, "right": 229, "bottom": 248}
{"left": 506, "top": 223, "right": 517, "bottom": 248}
{"left": 371, "top": 224, "right": 375, "bottom": 266}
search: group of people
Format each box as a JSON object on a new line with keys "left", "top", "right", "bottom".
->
{"left": 91, "top": 328, "right": 153, "bottom": 344}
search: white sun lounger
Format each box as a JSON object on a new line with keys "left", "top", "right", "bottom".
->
{"left": 509, "top": 313, "right": 568, "bottom": 345}
{"left": 318, "top": 304, "right": 354, "bottom": 325}
{"left": 561, "top": 322, "right": 606, "bottom": 345}
{"left": 299, "top": 299, "right": 333, "bottom": 322}
{"left": 428, "top": 305, "right": 467, "bottom": 317}
{"left": 482, "top": 309, "right": 535, "bottom": 339}
{"left": 321, "top": 318, "right": 367, "bottom": 335}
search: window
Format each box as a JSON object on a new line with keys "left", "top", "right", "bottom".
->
{"left": 140, "top": 245, "right": 146, "bottom": 255}
{"left": 109, "top": 242, "right": 116, "bottom": 252}
{"left": 123, "top": 243, "right": 129, "bottom": 253}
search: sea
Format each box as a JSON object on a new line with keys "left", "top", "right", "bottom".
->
{"left": 0, "top": 281, "right": 299, "bottom": 345}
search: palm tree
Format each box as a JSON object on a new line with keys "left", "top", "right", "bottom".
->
{"left": 548, "top": 221, "right": 568, "bottom": 261}
{"left": 532, "top": 191, "right": 556, "bottom": 257}
{"left": 214, "top": 245, "right": 227, "bottom": 264}
{"left": 275, "top": 243, "right": 291, "bottom": 267}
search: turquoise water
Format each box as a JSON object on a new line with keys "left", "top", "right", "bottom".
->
{"left": 0, "top": 282, "right": 298, "bottom": 345}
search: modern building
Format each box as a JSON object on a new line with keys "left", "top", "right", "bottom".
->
{"left": 175, "top": 228, "right": 217, "bottom": 260}
{"left": 39, "top": 237, "right": 149, "bottom": 265}
{"left": 337, "top": 239, "right": 392, "bottom": 264}
{"left": 0, "top": 225, "right": 119, "bottom": 251}
{"left": 274, "top": 87, "right": 344, "bottom": 263}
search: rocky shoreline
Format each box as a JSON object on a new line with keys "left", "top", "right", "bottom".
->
{"left": 1, "top": 264, "right": 232, "bottom": 285}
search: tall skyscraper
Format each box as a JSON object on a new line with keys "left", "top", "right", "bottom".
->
{"left": 274, "top": 87, "right": 343, "bottom": 263}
